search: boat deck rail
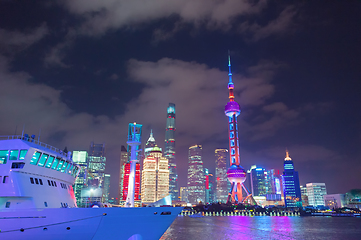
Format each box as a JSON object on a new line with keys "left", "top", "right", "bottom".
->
{"left": 0, "top": 135, "right": 69, "bottom": 158}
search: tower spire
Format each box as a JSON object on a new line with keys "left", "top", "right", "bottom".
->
{"left": 285, "top": 149, "right": 292, "bottom": 161}
{"left": 227, "top": 51, "right": 235, "bottom": 101}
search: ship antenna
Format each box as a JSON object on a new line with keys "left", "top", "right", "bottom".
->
{"left": 21, "top": 124, "right": 25, "bottom": 138}
{"left": 38, "top": 128, "right": 41, "bottom": 142}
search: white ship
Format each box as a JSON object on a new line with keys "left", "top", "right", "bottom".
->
{"left": 0, "top": 135, "right": 181, "bottom": 240}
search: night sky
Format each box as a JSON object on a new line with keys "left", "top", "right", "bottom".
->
{"left": 0, "top": 1, "right": 360, "bottom": 198}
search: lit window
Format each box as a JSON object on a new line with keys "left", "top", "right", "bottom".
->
{"left": 19, "top": 150, "right": 27, "bottom": 160}
{"left": 9, "top": 150, "right": 19, "bottom": 160}
{"left": 30, "top": 152, "right": 41, "bottom": 165}
{"left": 0, "top": 150, "right": 8, "bottom": 164}
{"left": 51, "top": 158, "right": 60, "bottom": 170}
{"left": 45, "top": 156, "right": 55, "bottom": 168}
{"left": 38, "top": 154, "right": 49, "bottom": 167}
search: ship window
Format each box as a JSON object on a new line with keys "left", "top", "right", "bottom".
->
{"left": 3, "top": 176, "right": 8, "bottom": 183}
{"left": 51, "top": 181, "right": 54, "bottom": 186}
{"left": 30, "top": 152, "right": 41, "bottom": 165}
{"left": 0, "top": 176, "right": 2, "bottom": 183}
{"left": 19, "top": 150, "right": 28, "bottom": 160}
{"left": 57, "top": 160, "right": 64, "bottom": 171}
{"left": 54, "top": 181, "right": 57, "bottom": 187}
{"left": 11, "top": 162, "right": 25, "bottom": 169}
{"left": 30, "top": 177, "right": 34, "bottom": 184}
{"left": 47, "top": 180, "right": 51, "bottom": 186}
{"left": 44, "top": 202, "right": 48, "bottom": 207}
{"left": 5, "top": 202, "right": 10, "bottom": 208}
{"left": 9, "top": 150, "right": 19, "bottom": 160}
{"left": 0, "top": 150, "right": 8, "bottom": 164}
{"left": 38, "top": 154, "right": 49, "bottom": 167}
{"left": 45, "top": 156, "right": 55, "bottom": 168}
{"left": 39, "top": 179, "right": 43, "bottom": 185}
{"left": 35, "top": 178, "right": 39, "bottom": 184}
{"left": 67, "top": 164, "right": 73, "bottom": 175}
{"left": 61, "top": 162, "right": 68, "bottom": 173}
{"left": 51, "top": 158, "right": 60, "bottom": 170}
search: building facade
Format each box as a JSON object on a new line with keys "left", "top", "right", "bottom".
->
{"left": 215, "top": 149, "right": 228, "bottom": 203}
{"left": 204, "top": 168, "right": 215, "bottom": 204}
{"left": 300, "top": 185, "right": 309, "bottom": 207}
{"left": 141, "top": 146, "right": 169, "bottom": 204}
{"left": 324, "top": 193, "right": 345, "bottom": 209}
{"left": 118, "top": 146, "right": 128, "bottom": 204}
{"left": 247, "top": 165, "right": 267, "bottom": 197}
{"left": 72, "top": 150, "right": 88, "bottom": 207}
{"left": 164, "top": 103, "right": 178, "bottom": 200}
{"left": 88, "top": 142, "right": 106, "bottom": 189}
{"left": 180, "top": 187, "right": 188, "bottom": 202}
{"left": 103, "top": 173, "right": 111, "bottom": 202}
{"left": 187, "top": 145, "right": 205, "bottom": 204}
{"left": 306, "top": 183, "right": 327, "bottom": 207}
{"left": 282, "top": 150, "right": 302, "bottom": 208}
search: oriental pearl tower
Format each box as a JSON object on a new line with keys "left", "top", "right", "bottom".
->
{"left": 225, "top": 53, "right": 255, "bottom": 204}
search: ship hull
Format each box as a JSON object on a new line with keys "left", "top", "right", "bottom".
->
{"left": 0, "top": 207, "right": 182, "bottom": 240}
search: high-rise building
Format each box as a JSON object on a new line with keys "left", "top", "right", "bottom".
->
{"left": 265, "top": 169, "right": 282, "bottom": 201}
{"left": 118, "top": 146, "right": 128, "bottom": 204}
{"left": 282, "top": 150, "right": 302, "bottom": 208}
{"left": 141, "top": 146, "right": 169, "bottom": 204}
{"left": 247, "top": 165, "right": 267, "bottom": 197}
{"left": 103, "top": 173, "right": 111, "bottom": 202}
{"left": 165, "top": 103, "right": 178, "bottom": 200}
{"left": 144, "top": 130, "right": 157, "bottom": 158}
{"left": 180, "top": 187, "right": 188, "bottom": 202}
{"left": 224, "top": 53, "right": 253, "bottom": 204}
{"left": 306, "top": 183, "right": 327, "bottom": 207}
{"left": 187, "top": 145, "right": 205, "bottom": 204}
{"left": 215, "top": 149, "right": 228, "bottom": 203}
{"left": 300, "top": 185, "right": 309, "bottom": 207}
{"left": 345, "top": 189, "right": 361, "bottom": 210}
{"left": 204, "top": 168, "right": 215, "bottom": 204}
{"left": 88, "top": 142, "right": 106, "bottom": 189}
{"left": 72, "top": 150, "right": 88, "bottom": 207}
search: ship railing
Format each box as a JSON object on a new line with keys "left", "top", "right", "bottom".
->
{"left": 0, "top": 135, "right": 69, "bottom": 158}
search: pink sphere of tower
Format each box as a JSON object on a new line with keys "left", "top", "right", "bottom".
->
{"left": 227, "top": 164, "right": 246, "bottom": 183}
{"left": 225, "top": 101, "right": 241, "bottom": 117}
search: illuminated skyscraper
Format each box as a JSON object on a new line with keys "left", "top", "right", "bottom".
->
{"left": 215, "top": 149, "right": 228, "bottom": 203}
{"left": 165, "top": 103, "right": 178, "bottom": 200}
{"left": 88, "top": 142, "right": 106, "bottom": 189}
{"left": 180, "top": 187, "right": 188, "bottom": 202}
{"left": 224, "top": 53, "right": 254, "bottom": 204}
{"left": 265, "top": 169, "right": 282, "bottom": 201}
{"left": 187, "top": 145, "right": 205, "bottom": 204}
{"left": 118, "top": 146, "right": 128, "bottom": 204}
{"left": 306, "top": 183, "right": 327, "bottom": 207}
{"left": 282, "top": 150, "right": 302, "bottom": 208}
{"left": 141, "top": 146, "right": 169, "bottom": 204}
{"left": 204, "top": 168, "right": 215, "bottom": 203}
{"left": 103, "top": 173, "right": 111, "bottom": 202}
{"left": 144, "top": 130, "right": 158, "bottom": 158}
{"left": 247, "top": 165, "right": 267, "bottom": 197}
{"left": 72, "top": 150, "right": 88, "bottom": 207}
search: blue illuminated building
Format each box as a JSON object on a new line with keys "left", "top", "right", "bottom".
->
{"left": 282, "top": 150, "right": 302, "bottom": 208}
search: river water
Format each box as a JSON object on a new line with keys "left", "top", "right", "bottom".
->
{"left": 160, "top": 215, "right": 361, "bottom": 240}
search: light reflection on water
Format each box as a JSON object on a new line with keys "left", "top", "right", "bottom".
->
{"left": 160, "top": 216, "right": 361, "bottom": 240}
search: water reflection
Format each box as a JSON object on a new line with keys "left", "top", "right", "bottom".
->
{"left": 160, "top": 216, "right": 361, "bottom": 240}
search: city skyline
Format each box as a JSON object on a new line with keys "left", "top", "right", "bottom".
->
{"left": 0, "top": 1, "right": 360, "bottom": 197}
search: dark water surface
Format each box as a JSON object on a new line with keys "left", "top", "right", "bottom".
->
{"left": 160, "top": 216, "right": 361, "bottom": 240}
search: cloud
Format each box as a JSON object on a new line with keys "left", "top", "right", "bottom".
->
{"left": 62, "top": 0, "right": 267, "bottom": 35}
{"left": 239, "top": 6, "right": 297, "bottom": 41}
{"left": 0, "top": 23, "right": 48, "bottom": 55}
